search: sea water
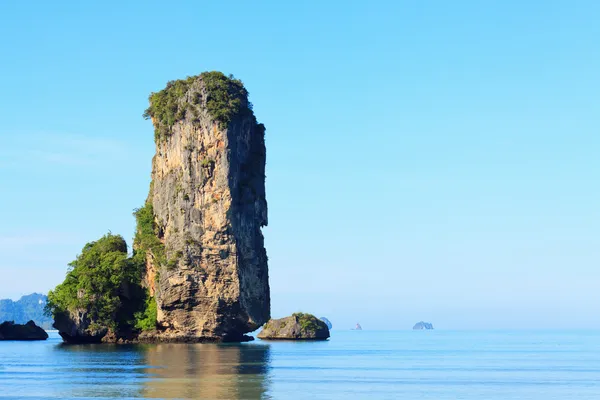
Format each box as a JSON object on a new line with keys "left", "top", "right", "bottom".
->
{"left": 1, "top": 330, "right": 600, "bottom": 399}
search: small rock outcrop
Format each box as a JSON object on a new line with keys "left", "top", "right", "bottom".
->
{"left": 413, "top": 321, "right": 434, "bottom": 330}
{"left": 52, "top": 310, "right": 109, "bottom": 343}
{"left": 258, "top": 313, "right": 329, "bottom": 340}
{"left": 320, "top": 317, "right": 332, "bottom": 330}
{"left": 0, "top": 320, "right": 48, "bottom": 340}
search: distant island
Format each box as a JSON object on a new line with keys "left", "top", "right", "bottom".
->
{"left": 353, "top": 323, "right": 362, "bottom": 330}
{"left": 320, "top": 317, "right": 332, "bottom": 330}
{"left": 0, "top": 293, "right": 53, "bottom": 330}
{"left": 413, "top": 321, "right": 434, "bottom": 330}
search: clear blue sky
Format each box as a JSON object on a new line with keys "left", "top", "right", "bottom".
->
{"left": 1, "top": 0, "right": 598, "bottom": 330}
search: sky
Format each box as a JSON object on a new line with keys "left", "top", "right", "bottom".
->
{"left": 0, "top": 0, "right": 598, "bottom": 330}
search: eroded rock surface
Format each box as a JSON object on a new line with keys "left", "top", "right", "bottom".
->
{"left": 53, "top": 309, "right": 107, "bottom": 343}
{"left": 142, "top": 72, "right": 270, "bottom": 341}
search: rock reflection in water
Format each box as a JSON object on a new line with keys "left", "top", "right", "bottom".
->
{"left": 141, "top": 343, "right": 271, "bottom": 399}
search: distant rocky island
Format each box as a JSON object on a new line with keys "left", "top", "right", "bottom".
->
{"left": 413, "top": 321, "right": 434, "bottom": 330}
{"left": 320, "top": 317, "right": 332, "bottom": 330}
{"left": 46, "top": 72, "right": 270, "bottom": 343}
{"left": 0, "top": 293, "right": 53, "bottom": 330}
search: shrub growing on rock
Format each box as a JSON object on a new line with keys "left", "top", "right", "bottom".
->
{"left": 46, "top": 233, "right": 147, "bottom": 334}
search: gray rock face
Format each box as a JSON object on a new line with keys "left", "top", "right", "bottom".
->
{"left": 413, "top": 321, "right": 434, "bottom": 330}
{"left": 53, "top": 309, "right": 108, "bottom": 343}
{"left": 258, "top": 313, "right": 330, "bottom": 340}
{"left": 0, "top": 320, "right": 48, "bottom": 341}
{"left": 147, "top": 74, "right": 270, "bottom": 341}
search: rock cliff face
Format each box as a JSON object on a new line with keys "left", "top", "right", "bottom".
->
{"left": 141, "top": 72, "right": 270, "bottom": 341}
{"left": 53, "top": 309, "right": 108, "bottom": 343}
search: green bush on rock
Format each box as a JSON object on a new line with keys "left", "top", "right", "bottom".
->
{"left": 46, "top": 234, "right": 145, "bottom": 332}
{"left": 133, "top": 202, "right": 166, "bottom": 267}
{"left": 134, "top": 294, "right": 157, "bottom": 331}
{"left": 142, "top": 77, "right": 194, "bottom": 141}
{"left": 202, "top": 71, "right": 252, "bottom": 128}
{"left": 143, "top": 71, "right": 254, "bottom": 141}
{"left": 293, "top": 312, "right": 322, "bottom": 334}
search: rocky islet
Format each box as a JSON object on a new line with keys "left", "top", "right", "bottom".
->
{"left": 0, "top": 320, "right": 48, "bottom": 341}
{"left": 258, "top": 313, "right": 330, "bottom": 340}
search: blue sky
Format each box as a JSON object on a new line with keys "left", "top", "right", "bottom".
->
{"left": 0, "top": 0, "right": 598, "bottom": 329}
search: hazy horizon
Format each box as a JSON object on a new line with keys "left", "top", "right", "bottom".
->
{"left": 1, "top": 0, "right": 599, "bottom": 330}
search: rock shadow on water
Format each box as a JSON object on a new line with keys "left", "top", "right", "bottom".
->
{"left": 50, "top": 343, "right": 152, "bottom": 398}
{"left": 50, "top": 342, "right": 272, "bottom": 399}
{"left": 141, "top": 343, "right": 272, "bottom": 399}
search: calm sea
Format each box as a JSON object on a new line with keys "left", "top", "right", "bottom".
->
{"left": 1, "top": 330, "right": 600, "bottom": 399}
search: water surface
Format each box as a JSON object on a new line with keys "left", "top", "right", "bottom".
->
{"left": 1, "top": 330, "right": 600, "bottom": 399}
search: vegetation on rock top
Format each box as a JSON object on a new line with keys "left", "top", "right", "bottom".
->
{"left": 143, "top": 71, "right": 254, "bottom": 142}
{"left": 292, "top": 312, "right": 322, "bottom": 334}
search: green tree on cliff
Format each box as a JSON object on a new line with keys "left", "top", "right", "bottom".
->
{"left": 46, "top": 233, "right": 146, "bottom": 331}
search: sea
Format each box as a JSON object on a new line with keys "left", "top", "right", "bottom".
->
{"left": 1, "top": 330, "right": 600, "bottom": 399}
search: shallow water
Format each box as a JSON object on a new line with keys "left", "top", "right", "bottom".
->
{"left": 1, "top": 330, "right": 600, "bottom": 399}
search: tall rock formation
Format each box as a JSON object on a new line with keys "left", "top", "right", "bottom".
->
{"left": 139, "top": 72, "right": 270, "bottom": 341}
